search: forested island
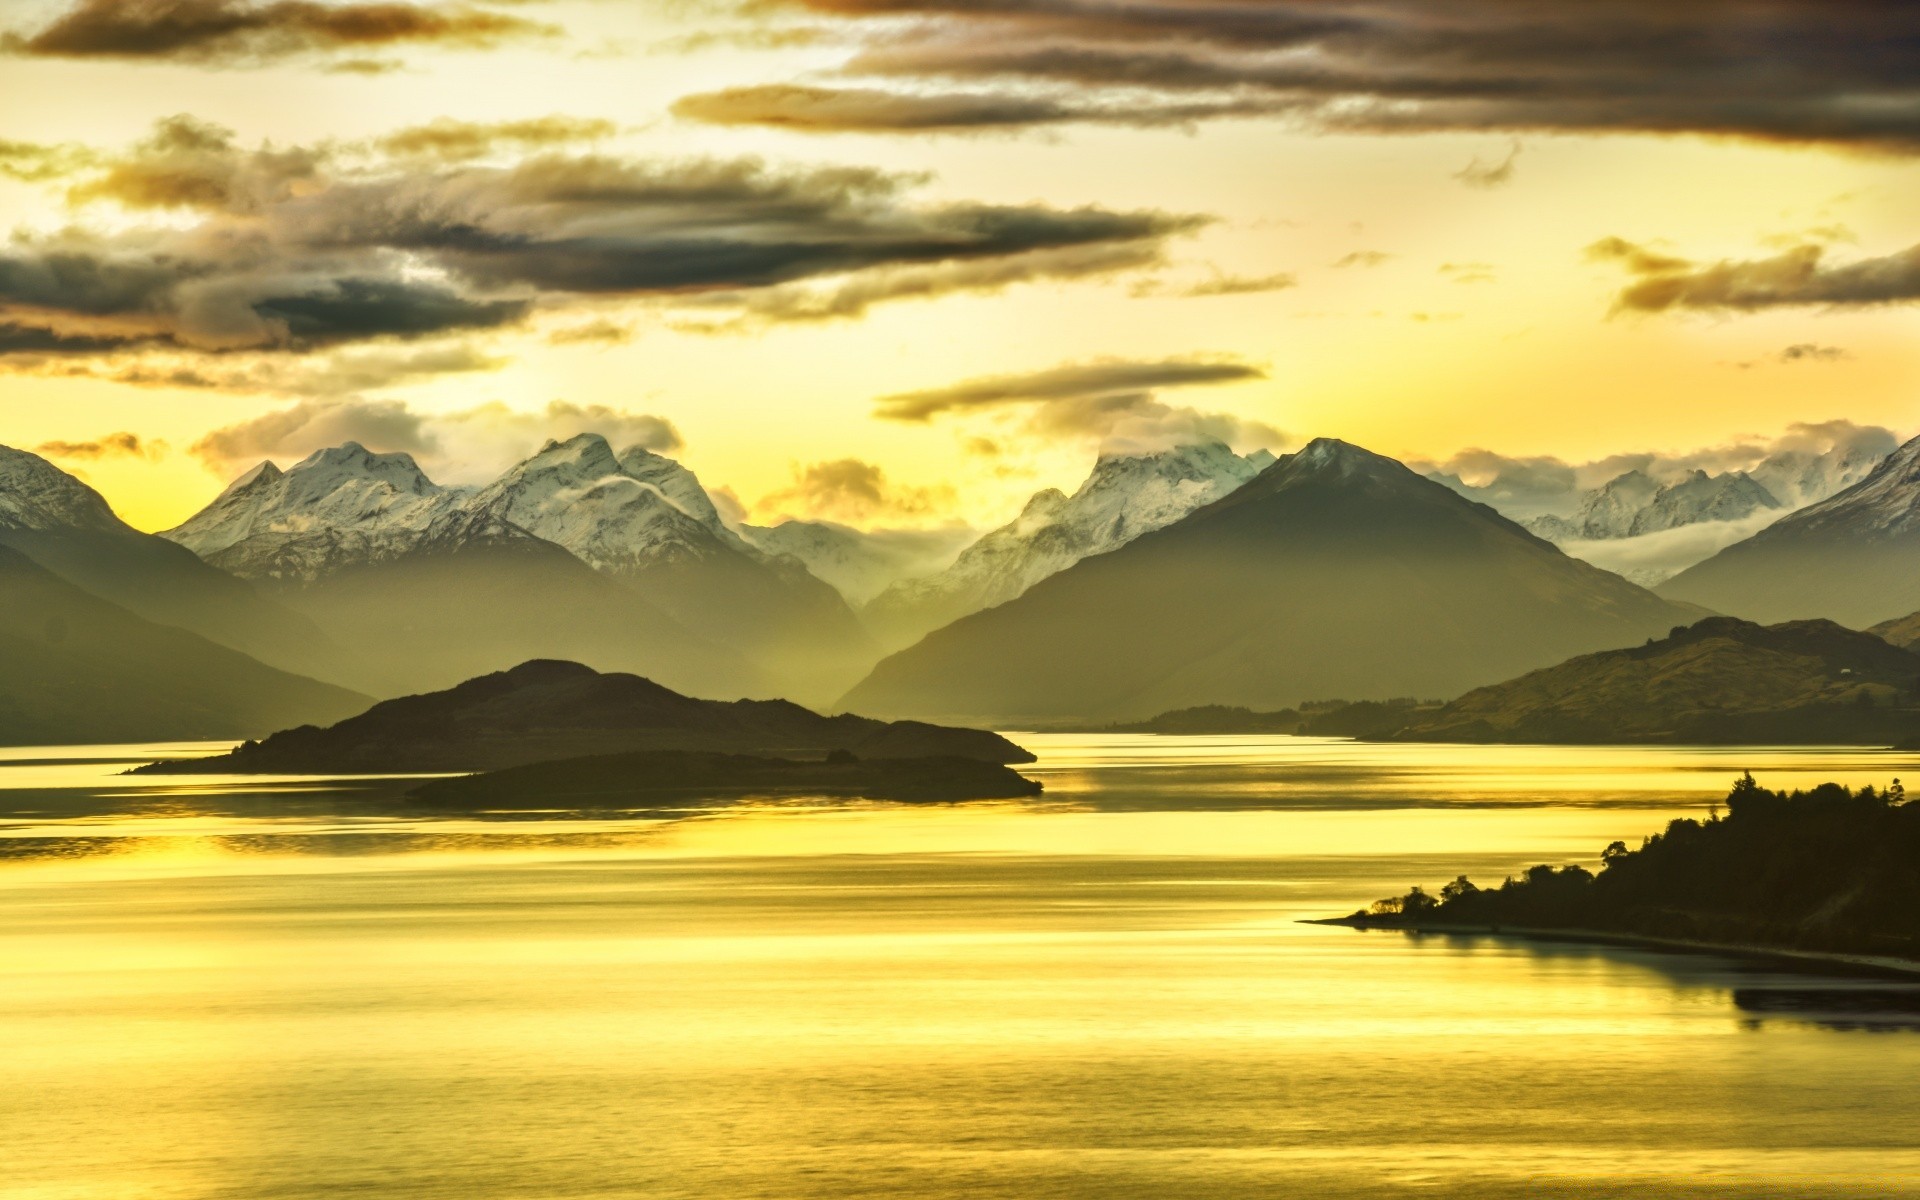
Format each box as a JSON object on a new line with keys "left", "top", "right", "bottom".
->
{"left": 1325, "top": 774, "right": 1920, "bottom": 966}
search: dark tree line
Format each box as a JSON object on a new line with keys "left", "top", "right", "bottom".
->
{"left": 1359, "top": 774, "right": 1920, "bottom": 959}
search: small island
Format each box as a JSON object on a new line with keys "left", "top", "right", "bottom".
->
{"left": 409, "top": 749, "right": 1043, "bottom": 807}
{"left": 133, "top": 659, "right": 1035, "bottom": 775}
{"left": 1319, "top": 773, "right": 1920, "bottom": 969}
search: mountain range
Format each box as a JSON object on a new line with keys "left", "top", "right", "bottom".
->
{"left": 842, "top": 439, "right": 1706, "bottom": 724}
{"left": 1658, "top": 433, "right": 1920, "bottom": 628}
{"left": 1439, "top": 433, "right": 1891, "bottom": 586}
{"left": 165, "top": 435, "right": 869, "bottom": 702}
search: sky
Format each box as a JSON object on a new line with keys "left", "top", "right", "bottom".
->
{"left": 0, "top": 0, "right": 1916, "bottom": 532}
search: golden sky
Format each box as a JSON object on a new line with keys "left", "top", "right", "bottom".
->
{"left": 0, "top": 0, "right": 1916, "bottom": 531}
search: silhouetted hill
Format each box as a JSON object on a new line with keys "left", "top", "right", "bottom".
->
{"left": 0, "top": 544, "right": 370, "bottom": 745}
{"left": 409, "top": 749, "right": 1041, "bottom": 806}
{"left": 1391, "top": 617, "right": 1920, "bottom": 744}
{"left": 136, "top": 660, "right": 1033, "bottom": 774}
{"left": 1336, "top": 774, "right": 1920, "bottom": 964}
{"left": 1659, "top": 433, "right": 1920, "bottom": 626}
{"left": 842, "top": 439, "right": 1703, "bottom": 724}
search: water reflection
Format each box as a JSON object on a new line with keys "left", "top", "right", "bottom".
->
{"left": 4, "top": 736, "right": 1920, "bottom": 1197}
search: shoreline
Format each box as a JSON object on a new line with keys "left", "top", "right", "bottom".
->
{"left": 1304, "top": 916, "right": 1920, "bottom": 979}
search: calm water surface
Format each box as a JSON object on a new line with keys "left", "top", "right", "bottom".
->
{"left": 4, "top": 735, "right": 1919, "bottom": 1199}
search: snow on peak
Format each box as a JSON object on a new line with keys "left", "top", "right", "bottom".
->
{"left": 863, "top": 440, "right": 1268, "bottom": 646}
{"left": 0, "top": 444, "right": 128, "bottom": 533}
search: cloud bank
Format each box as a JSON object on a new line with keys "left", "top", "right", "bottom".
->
{"left": 1593, "top": 237, "right": 1920, "bottom": 313}
{"left": 672, "top": 1, "right": 1920, "bottom": 151}
{"left": 0, "top": 116, "right": 1198, "bottom": 375}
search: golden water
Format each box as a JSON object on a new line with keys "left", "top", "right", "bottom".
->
{"left": 3, "top": 735, "right": 1919, "bottom": 1198}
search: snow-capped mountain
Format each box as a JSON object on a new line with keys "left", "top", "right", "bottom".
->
{"left": 0, "top": 445, "right": 126, "bottom": 533}
{"left": 1628, "top": 470, "right": 1781, "bottom": 535}
{"left": 738, "top": 519, "right": 972, "bottom": 607}
{"left": 1750, "top": 432, "right": 1895, "bottom": 508}
{"left": 862, "top": 441, "right": 1273, "bottom": 649}
{"left": 166, "top": 443, "right": 461, "bottom": 582}
{"left": 1527, "top": 469, "right": 1782, "bottom": 543}
{"left": 461, "top": 435, "right": 738, "bottom": 574}
{"left": 1659, "top": 433, "right": 1920, "bottom": 626}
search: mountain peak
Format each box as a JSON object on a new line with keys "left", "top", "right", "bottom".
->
{"left": 0, "top": 445, "right": 129, "bottom": 533}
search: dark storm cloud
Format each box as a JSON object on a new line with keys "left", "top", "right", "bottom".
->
{"left": 4, "top": 0, "right": 555, "bottom": 66}
{"left": 875, "top": 358, "right": 1265, "bottom": 421}
{"left": 1594, "top": 238, "right": 1920, "bottom": 312}
{"left": 676, "top": 1, "right": 1920, "bottom": 150}
{"left": 0, "top": 118, "right": 1196, "bottom": 362}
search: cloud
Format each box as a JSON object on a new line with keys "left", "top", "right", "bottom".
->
{"left": 190, "top": 397, "right": 684, "bottom": 482}
{"left": 1333, "top": 250, "right": 1392, "bottom": 268}
{"left": 1779, "top": 342, "right": 1851, "bottom": 363}
{"left": 876, "top": 358, "right": 1264, "bottom": 422}
{"left": 670, "top": 1, "right": 1920, "bottom": 151}
{"left": 1131, "top": 270, "right": 1297, "bottom": 298}
{"left": 373, "top": 116, "right": 619, "bottom": 162}
{"left": 1439, "top": 261, "right": 1496, "bottom": 284}
{"left": 1455, "top": 141, "right": 1521, "bottom": 189}
{"left": 0, "top": 117, "right": 1196, "bottom": 365}
{"left": 672, "top": 83, "right": 1292, "bottom": 133}
{"left": 34, "top": 432, "right": 163, "bottom": 460}
{"left": 1594, "top": 237, "right": 1920, "bottom": 313}
{"left": 544, "top": 318, "right": 634, "bottom": 346}
{"left": 4, "top": 0, "right": 555, "bottom": 67}
{"left": 874, "top": 356, "right": 1280, "bottom": 453}
{"left": 755, "top": 458, "right": 955, "bottom": 523}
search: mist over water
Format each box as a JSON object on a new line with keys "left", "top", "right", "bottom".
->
{"left": 4, "top": 736, "right": 1920, "bottom": 1199}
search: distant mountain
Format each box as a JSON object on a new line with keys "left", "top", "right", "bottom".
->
{"left": 0, "top": 445, "right": 364, "bottom": 691}
{"left": 1525, "top": 469, "right": 1780, "bottom": 542}
{"left": 165, "top": 436, "right": 875, "bottom": 701}
{"left": 1658, "top": 434, "right": 1920, "bottom": 627}
{"left": 1750, "top": 432, "right": 1895, "bottom": 508}
{"left": 862, "top": 441, "right": 1272, "bottom": 650}
{"left": 737, "top": 520, "right": 971, "bottom": 607}
{"left": 138, "top": 659, "right": 1033, "bottom": 774}
{"left": 1869, "top": 610, "right": 1920, "bottom": 651}
{"left": 0, "top": 543, "right": 368, "bottom": 745}
{"left": 1391, "top": 617, "right": 1920, "bottom": 744}
{"left": 841, "top": 438, "right": 1702, "bottom": 724}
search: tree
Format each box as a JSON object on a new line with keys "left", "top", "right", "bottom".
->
{"left": 1440, "top": 875, "right": 1479, "bottom": 903}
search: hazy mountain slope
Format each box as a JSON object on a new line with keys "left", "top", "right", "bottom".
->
{"left": 1869, "top": 610, "right": 1920, "bottom": 651}
{"left": 842, "top": 439, "right": 1703, "bottom": 724}
{"left": 1392, "top": 617, "right": 1920, "bottom": 743}
{"left": 140, "top": 659, "right": 1033, "bottom": 773}
{"left": 0, "top": 445, "right": 365, "bottom": 691}
{"left": 862, "top": 442, "right": 1271, "bottom": 650}
{"left": 1629, "top": 471, "right": 1781, "bottom": 535}
{"left": 1658, "top": 434, "right": 1920, "bottom": 627}
{"left": 0, "top": 543, "right": 369, "bottom": 745}
{"left": 280, "top": 515, "right": 771, "bottom": 701}
{"left": 469, "top": 435, "right": 875, "bottom": 698}
{"left": 738, "top": 520, "right": 970, "bottom": 606}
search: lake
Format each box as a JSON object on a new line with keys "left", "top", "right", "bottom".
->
{"left": 4, "top": 735, "right": 1919, "bottom": 1199}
